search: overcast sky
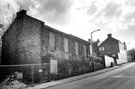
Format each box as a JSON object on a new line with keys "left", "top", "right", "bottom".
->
{"left": 0, "top": 0, "right": 135, "bottom": 50}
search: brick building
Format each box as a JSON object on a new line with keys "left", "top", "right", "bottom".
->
{"left": 99, "top": 34, "right": 127, "bottom": 65}
{"left": 1, "top": 10, "right": 90, "bottom": 65}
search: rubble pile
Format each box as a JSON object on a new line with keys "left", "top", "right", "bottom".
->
{"left": 1, "top": 80, "right": 27, "bottom": 89}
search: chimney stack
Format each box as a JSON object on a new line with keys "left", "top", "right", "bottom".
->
{"left": 107, "top": 33, "right": 112, "bottom": 38}
{"left": 17, "top": 10, "right": 26, "bottom": 17}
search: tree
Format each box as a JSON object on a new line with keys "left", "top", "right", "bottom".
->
{"left": 127, "top": 48, "right": 135, "bottom": 62}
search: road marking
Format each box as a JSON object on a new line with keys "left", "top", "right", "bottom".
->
{"left": 111, "top": 75, "right": 135, "bottom": 78}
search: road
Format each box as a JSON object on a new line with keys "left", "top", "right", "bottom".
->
{"left": 45, "top": 63, "right": 135, "bottom": 89}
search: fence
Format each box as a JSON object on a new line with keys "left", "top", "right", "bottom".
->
{"left": 0, "top": 58, "right": 105, "bottom": 85}
{"left": 0, "top": 63, "right": 50, "bottom": 84}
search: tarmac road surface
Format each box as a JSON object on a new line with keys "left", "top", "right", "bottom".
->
{"left": 44, "top": 63, "right": 135, "bottom": 89}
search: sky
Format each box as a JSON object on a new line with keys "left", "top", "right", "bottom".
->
{"left": 0, "top": 0, "right": 135, "bottom": 50}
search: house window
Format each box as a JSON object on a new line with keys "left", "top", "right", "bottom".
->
{"left": 99, "top": 47, "right": 101, "bottom": 51}
{"left": 64, "top": 37, "right": 69, "bottom": 53}
{"left": 75, "top": 42, "right": 78, "bottom": 55}
{"left": 102, "top": 47, "right": 105, "bottom": 50}
{"left": 99, "top": 47, "right": 105, "bottom": 51}
{"left": 49, "top": 32, "right": 55, "bottom": 50}
{"left": 84, "top": 45, "right": 87, "bottom": 57}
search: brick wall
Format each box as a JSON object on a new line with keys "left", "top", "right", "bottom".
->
{"left": 1, "top": 10, "right": 43, "bottom": 64}
{"left": 1, "top": 19, "right": 17, "bottom": 64}
{"left": 99, "top": 37, "right": 119, "bottom": 55}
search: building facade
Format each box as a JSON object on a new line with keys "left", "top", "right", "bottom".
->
{"left": 99, "top": 34, "right": 127, "bottom": 65}
{"left": 1, "top": 10, "right": 90, "bottom": 65}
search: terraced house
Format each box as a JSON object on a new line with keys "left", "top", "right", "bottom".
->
{"left": 99, "top": 34, "right": 127, "bottom": 65}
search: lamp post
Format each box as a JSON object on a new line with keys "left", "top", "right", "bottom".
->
{"left": 90, "top": 29, "right": 101, "bottom": 71}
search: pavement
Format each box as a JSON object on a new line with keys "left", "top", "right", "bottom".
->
{"left": 27, "top": 62, "right": 133, "bottom": 89}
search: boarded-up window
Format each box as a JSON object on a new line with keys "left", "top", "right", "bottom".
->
{"left": 64, "top": 37, "right": 68, "bottom": 53}
{"left": 49, "top": 32, "right": 55, "bottom": 50}
{"left": 75, "top": 42, "right": 78, "bottom": 55}
{"left": 84, "top": 45, "right": 87, "bottom": 57}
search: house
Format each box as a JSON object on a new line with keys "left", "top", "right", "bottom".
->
{"left": 1, "top": 10, "right": 90, "bottom": 65}
{"left": 99, "top": 34, "right": 127, "bottom": 65}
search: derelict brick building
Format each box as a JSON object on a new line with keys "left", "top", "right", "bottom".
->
{"left": 1, "top": 10, "right": 90, "bottom": 65}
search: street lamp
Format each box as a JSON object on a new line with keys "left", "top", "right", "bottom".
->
{"left": 90, "top": 29, "right": 101, "bottom": 56}
{"left": 90, "top": 29, "right": 101, "bottom": 71}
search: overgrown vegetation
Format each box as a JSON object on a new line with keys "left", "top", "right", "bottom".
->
{"left": 127, "top": 48, "right": 135, "bottom": 62}
{"left": 53, "top": 57, "right": 104, "bottom": 80}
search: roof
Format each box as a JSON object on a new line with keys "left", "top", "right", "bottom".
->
{"left": 44, "top": 25, "right": 89, "bottom": 44}
{"left": 99, "top": 35, "right": 124, "bottom": 47}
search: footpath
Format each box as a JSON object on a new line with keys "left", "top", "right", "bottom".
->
{"left": 27, "top": 62, "right": 134, "bottom": 89}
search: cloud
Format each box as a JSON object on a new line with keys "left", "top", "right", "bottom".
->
{"left": 88, "top": 0, "right": 133, "bottom": 33}
{"left": 87, "top": 3, "right": 97, "bottom": 15}
{"left": 124, "top": 10, "right": 135, "bottom": 23}
{"left": 127, "top": 25, "right": 135, "bottom": 31}
{"left": 126, "top": 0, "right": 135, "bottom": 6}
{"left": 61, "top": 0, "right": 135, "bottom": 35}
{"left": 0, "top": 0, "right": 74, "bottom": 29}
{"left": 103, "top": 2, "right": 122, "bottom": 18}
{"left": 93, "top": 2, "right": 122, "bottom": 18}
{"left": 30, "top": 0, "right": 74, "bottom": 25}
{"left": 15, "top": 0, "right": 36, "bottom": 11}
